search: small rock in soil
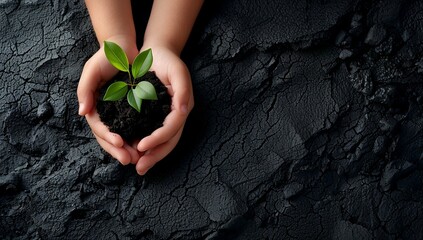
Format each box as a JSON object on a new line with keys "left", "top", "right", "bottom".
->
{"left": 365, "top": 24, "right": 387, "bottom": 46}
{"left": 37, "top": 102, "right": 54, "bottom": 121}
{"left": 92, "top": 163, "right": 123, "bottom": 185}
{"left": 339, "top": 49, "right": 353, "bottom": 60}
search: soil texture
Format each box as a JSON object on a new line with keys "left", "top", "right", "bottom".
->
{"left": 96, "top": 71, "right": 171, "bottom": 141}
{"left": 2, "top": 0, "right": 423, "bottom": 239}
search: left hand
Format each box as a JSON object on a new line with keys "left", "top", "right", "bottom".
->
{"left": 127, "top": 46, "right": 194, "bottom": 175}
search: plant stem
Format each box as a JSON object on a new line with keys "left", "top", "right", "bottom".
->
{"left": 128, "top": 71, "right": 133, "bottom": 85}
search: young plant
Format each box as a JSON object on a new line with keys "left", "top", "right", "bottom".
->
{"left": 102, "top": 41, "right": 157, "bottom": 112}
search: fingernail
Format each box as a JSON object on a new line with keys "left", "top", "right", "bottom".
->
{"left": 137, "top": 139, "right": 150, "bottom": 152}
{"left": 78, "top": 103, "right": 84, "bottom": 116}
{"left": 137, "top": 142, "right": 144, "bottom": 152}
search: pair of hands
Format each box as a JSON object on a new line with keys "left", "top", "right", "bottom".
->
{"left": 77, "top": 39, "right": 193, "bottom": 175}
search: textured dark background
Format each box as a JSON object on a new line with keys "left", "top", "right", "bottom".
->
{"left": 1, "top": 0, "right": 423, "bottom": 239}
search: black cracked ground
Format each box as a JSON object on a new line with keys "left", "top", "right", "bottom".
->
{"left": 1, "top": 0, "right": 423, "bottom": 239}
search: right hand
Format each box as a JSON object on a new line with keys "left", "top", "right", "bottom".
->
{"left": 77, "top": 36, "right": 140, "bottom": 165}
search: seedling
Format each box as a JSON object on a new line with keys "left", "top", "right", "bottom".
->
{"left": 102, "top": 41, "right": 157, "bottom": 112}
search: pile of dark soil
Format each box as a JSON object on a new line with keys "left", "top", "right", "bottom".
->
{"left": 96, "top": 71, "right": 171, "bottom": 141}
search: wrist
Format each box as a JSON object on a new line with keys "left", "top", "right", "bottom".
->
{"left": 142, "top": 38, "right": 182, "bottom": 57}
{"left": 100, "top": 34, "right": 138, "bottom": 62}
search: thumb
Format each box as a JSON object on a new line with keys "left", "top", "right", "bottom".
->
{"left": 169, "top": 64, "right": 192, "bottom": 114}
{"left": 77, "top": 57, "right": 102, "bottom": 116}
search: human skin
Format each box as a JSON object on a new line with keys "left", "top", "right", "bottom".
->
{"left": 77, "top": 0, "right": 203, "bottom": 175}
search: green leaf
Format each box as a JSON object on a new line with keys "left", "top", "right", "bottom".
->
{"left": 127, "top": 88, "right": 142, "bottom": 112}
{"left": 131, "top": 48, "right": 153, "bottom": 79}
{"left": 133, "top": 81, "right": 158, "bottom": 100}
{"left": 103, "top": 81, "right": 128, "bottom": 101}
{"left": 104, "top": 41, "right": 129, "bottom": 72}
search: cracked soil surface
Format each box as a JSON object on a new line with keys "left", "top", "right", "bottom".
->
{"left": 1, "top": 0, "right": 423, "bottom": 239}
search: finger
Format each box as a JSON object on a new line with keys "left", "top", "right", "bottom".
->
{"left": 168, "top": 63, "right": 193, "bottom": 113}
{"left": 136, "top": 128, "right": 183, "bottom": 175}
{"left": 77, "top": 50, "right": 118, "bottom": 116}
{"left": 94, "top": 133, "right": 131, "bottom": 165}
{"left": 85, "top": 111, "right": 124, "bottom": 148}
{"left": 77, "top": 57, "right": 101, "bottom": 116}
{"left": 123, "top": 142, "right": 141, "bottom": 165}
{"left": 137, "top": 110, "right": 187, "bottom": 152}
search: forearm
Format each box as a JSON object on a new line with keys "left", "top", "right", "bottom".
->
{"left": 143, "top": 0, "right": 204, "bottom": 55}
{"left": 85, "top": 0, "right": 136, "bottom": 50}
